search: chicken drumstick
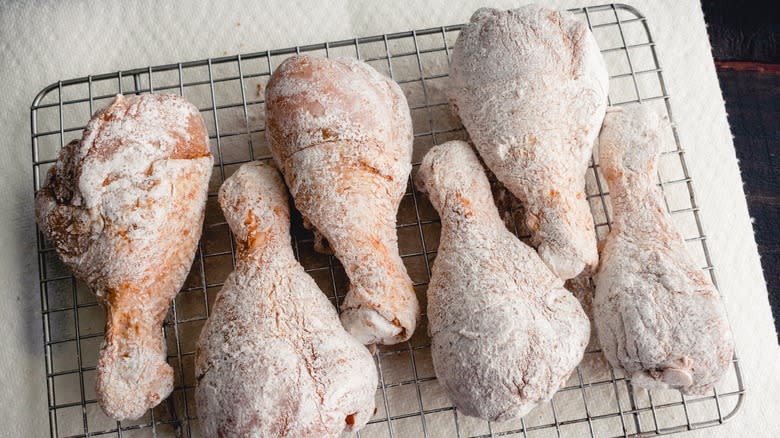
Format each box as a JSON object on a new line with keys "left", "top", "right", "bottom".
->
{"left": 417, "top": 140, "right": 590, "bottom": 421}
{"left": 195, "top": 162, "right": 377, "bottom": 436}
{"left": 595, "top": 104, "right": 734, "bottom": 394}
{"left": 266, "top": 55, "right": 420, "bottom": 345}
{"left": 35, "top": 94, "right": 212, "bottom": 420}
{"left": 449, "top": 6, "right": 609, "bottom": 279}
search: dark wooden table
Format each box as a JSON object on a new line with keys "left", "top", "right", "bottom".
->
{"left": 716, "top": 65, "right": 779, "bottom": 339}
{"left": 703, "top": 0, "right": 779, "bottom": 340}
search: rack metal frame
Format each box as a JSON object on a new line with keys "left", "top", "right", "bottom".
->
{"left": 31, "top": 4, "right": 744, "bottom": 437}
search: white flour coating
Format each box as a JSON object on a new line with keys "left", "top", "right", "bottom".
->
{"left": 595, "top": 104, "right": 734, "bottom": 394}
{"left": 416, "top": 141, "right": 590, "bottom": 422}
{"left": 195, "top": 162, "right": 378, "bottom": 437}
{"left": 34, "top": 94, "right": 213, "bottom": 420}
{"left": 266, "top": 55, "right": 420, "bottom": 346}
{"left": 449, "top": 5, "right": 609, "bottom": 279}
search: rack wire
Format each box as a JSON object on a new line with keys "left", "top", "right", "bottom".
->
{"left": 31, "top": 3, "right": 745, "bottom": 438}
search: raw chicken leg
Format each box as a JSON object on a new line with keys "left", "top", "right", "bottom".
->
{"left": 195, "top": 162, "right": 378, "bottom": 437}
{"left": 266, "top": 55, "right": 420, "bottom": 345}
{"left": 35, "top": 94, "right": 213, "bottom": 419}
{"left": 449, "top": 5, "right": 609, "bottom": 279}
{"left": 595, "top": 104, "right": 734, "bottom": 394}
{"left": 416, "top": 140, "right": 590, "bottom": 421}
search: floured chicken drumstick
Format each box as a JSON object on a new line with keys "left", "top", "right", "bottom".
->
{"left": 35, "top": 94, "right": 213, "bottom": 420}
{"left": 417, "top": 141, "right": 589, "bottom": 421}
{"left": 266, "top": 55, "right": 420, "bottom": 345}
{"left": 449, "top": 5, "right": 609, "bottom": 279}
{"left": 595, "top": 104, "right": 734, "bottom": 394}
{"left": 195, "top": 162, "right": 377, "bottom": 437}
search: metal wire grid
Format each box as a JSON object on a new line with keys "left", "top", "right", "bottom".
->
{"left": 31, "top": 3, "right": 745, "bottom": 438}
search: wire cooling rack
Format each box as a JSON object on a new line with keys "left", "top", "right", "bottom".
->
{"left": 31, "top": 3, "right": 745, "bottom": 438}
